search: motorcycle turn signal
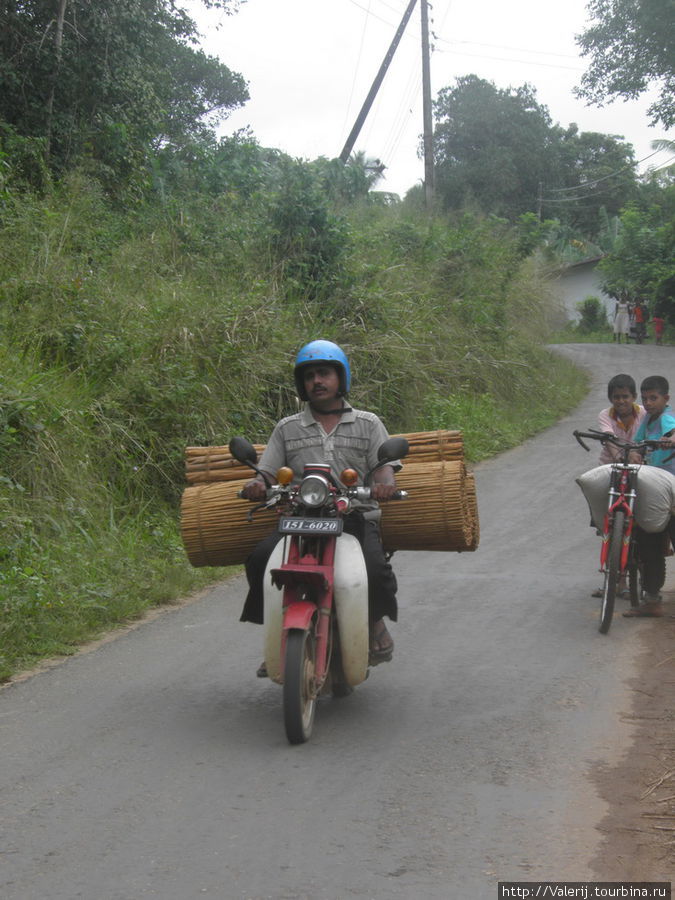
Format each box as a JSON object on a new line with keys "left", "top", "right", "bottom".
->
{"left": 340, "top": 468, "right": 358, "bottom": 486}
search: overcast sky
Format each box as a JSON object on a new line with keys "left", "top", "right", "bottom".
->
{"left": 186, "top": 0, "right": 672, "bottom": 197}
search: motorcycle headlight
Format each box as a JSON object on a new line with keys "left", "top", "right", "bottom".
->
{"left": 299, "top": 474, "right": 330, "bottom": 508}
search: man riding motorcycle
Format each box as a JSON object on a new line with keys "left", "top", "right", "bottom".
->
{"left": 239, "top": 339, "right": 402, "bottom": 669}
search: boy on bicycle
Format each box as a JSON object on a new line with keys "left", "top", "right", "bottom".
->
{"left": 625, "top": 375, "right": 675, "bottom": 617}
{"left": 590, "top": 374, "right": 646, "bottom": 598}
{"left": 597, "top": 374, "right": 645, "bottom": 463}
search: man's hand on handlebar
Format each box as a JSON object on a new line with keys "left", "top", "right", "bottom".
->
{"left": 370, "top": 465, "right": 398, "bottom": 501}
{"left": 370, "top": 482, "right": 399, "bottom": 501}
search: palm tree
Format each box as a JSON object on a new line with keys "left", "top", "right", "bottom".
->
{"left": 348, "top": 151, "right": 387, "bottom": 190}
{"left": 650, "top": 139, "right": 675, "bottom": 175}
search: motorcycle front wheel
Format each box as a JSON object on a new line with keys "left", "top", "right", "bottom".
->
{"left": 283, "top": 628, "right": 317, "bottom": 744}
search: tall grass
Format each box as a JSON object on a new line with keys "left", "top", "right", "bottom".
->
{"left": 0, "top": 174, "right": 587, "bottom": 680}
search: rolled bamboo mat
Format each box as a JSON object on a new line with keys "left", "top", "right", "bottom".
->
{"left": 184, "top": 430, "right": 465, "bottom": 485}
{"left": 180, "top": 480, "right": 277, "bottom": 567}
{"left": 392, "top": 430, "right": 464, "bottom": 463}
{"left": 181, "top": 457, "right": 480, "bottom": 567}
{"left": 184, "top": 444, "right": 266, "bottom": 484}
{"left": 380, "top": 460, "right": 478, "bottom": 553}
{"left": 464, "top": 472, "right": 480, "bottom": 551}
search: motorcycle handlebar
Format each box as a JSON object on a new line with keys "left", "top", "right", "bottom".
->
{"left": 237, "top": 487, "right": 409, "bottom": 501}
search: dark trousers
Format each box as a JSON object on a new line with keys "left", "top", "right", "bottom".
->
{"left": 240, "top": 513, "right": 398, "bottom": 625}
{"left": 635, "top": 516, "right": 675, "bottom": 596}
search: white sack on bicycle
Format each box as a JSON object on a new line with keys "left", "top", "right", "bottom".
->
{"left": 576, "top": 465, "right": 675, "bottom": 533}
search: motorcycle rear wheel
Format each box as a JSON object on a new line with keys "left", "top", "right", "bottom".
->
{"left": 283, "top": 629, "right": 317, "bottom": 744}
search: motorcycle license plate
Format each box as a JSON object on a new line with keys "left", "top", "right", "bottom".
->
{"left": 278, "top": 517, "right": 343, "bottom": 536}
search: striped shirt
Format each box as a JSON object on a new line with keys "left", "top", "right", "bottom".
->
{"left": 258, "top": 405, "right": 400, "bottom": 509}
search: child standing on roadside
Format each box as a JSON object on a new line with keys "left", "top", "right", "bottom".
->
{"left": 652, "top": 313, "right": 665, "bottom": 346}
{"left": 624, "top": 375, "right": 675, "bottom": 617}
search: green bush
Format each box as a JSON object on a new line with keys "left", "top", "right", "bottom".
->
{"left": 576, "top": 295, "right": 609, "bottom": 333}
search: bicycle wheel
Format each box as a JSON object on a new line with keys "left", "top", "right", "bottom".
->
{"left": 600, "top": 510, "right": 625, "bottom": 634}
{"left": 283, "top": 628, "right": 317, "bottom": 744}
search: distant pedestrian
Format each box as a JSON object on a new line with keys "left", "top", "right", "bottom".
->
{"left": 613, "top": 296, "right": 630, "bottom": 343}
{"left": 632, "top": 300, "right": 648, "bottom": 343}
{"left": 652, "top": 313, "right": 666, "bottom": 346}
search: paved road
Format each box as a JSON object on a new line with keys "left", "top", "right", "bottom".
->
{"left": 1, "top": 344, "right": 672, "bottom": 900}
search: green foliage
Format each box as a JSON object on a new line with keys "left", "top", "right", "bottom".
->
{"left": 0, "top": 0, "right": 248, "bottom": 191}
{"left": 266, "top": 157, "right": 351, "bottom": 301}
{"left": 433, "top": 76, "right": 554, "bottom": 219}
{"left": 576, "top": 296, "right": 609, "bottom": 333}
{"left": 546, "top": 126, "right": 638, "bottom": 235}
{"left": 598, "top": 186, "right": 675, "bottom": 318}
{"left": 576, "top": 0, "right": 675, "bottom": 128}
{"left": 420, "top": 348, "right": 587, "bottom": 461}
{"left": 432, "top": 75, "right": 638, "bottom": 236}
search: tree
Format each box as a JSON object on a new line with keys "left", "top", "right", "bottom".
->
{"left": 576, "top": 0, "right": 675, "bottom": 129}
{"left": 598, "top": 185, "right": 675, "bottom": 318}
{"left": 543, "top": 125, "right": 638, "bottom": 235}
{"left": 433, "top": 75, "right": 557, "bottom": 219}
{"left": 432, "top": 75, "right": 638, "bottom": 236}
{"left": 0, "top": 0, "right": 248, "bottom": 182}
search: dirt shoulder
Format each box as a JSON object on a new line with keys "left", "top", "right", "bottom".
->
{"left": 591, "top": 586, "right": 675, "bottom": 881}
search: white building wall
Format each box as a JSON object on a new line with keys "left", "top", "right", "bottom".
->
{"left": 548, "top": 260, "right": 614, "bottom": 323}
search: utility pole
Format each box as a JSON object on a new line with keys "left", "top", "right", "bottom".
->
{"left": 339, "top": 0, "right": 418, "bottom": 164}
{"left": 420, "top": 0, "right": 434, "bottom": 205}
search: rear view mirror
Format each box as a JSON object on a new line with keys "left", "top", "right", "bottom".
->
{"left": 365, "top": 436, "right": 409, "bottom": 485}
{"left": 378, "top": 436, "right": 409, "bottom": 463}
{"left": 229, "top": 436, "right": 258, "bottom": 465}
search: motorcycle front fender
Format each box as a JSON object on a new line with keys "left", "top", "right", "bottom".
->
{"left": 282, "top": 600, "right": 317, "bottom": 632}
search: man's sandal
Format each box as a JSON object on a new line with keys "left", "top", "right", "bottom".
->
{"left": 622, "top": 604, "right": 664, "bottom": 618}
{"left": 369, "top": 619, "right": 394, "bottom": 666}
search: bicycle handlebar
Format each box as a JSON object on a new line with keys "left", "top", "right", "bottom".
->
{"left": 573, "top": 429, "right": 675, "bottom": 462}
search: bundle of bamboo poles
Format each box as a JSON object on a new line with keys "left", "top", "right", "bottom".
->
{"left": 180, "top": 430, "right": 479, "bottom": 567}
{"left": 184, "top": 430, "right": 464, "bottom": 484}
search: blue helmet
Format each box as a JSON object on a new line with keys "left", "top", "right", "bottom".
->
{"left": 294, "top": 340, "right": 351, "bottom": 401}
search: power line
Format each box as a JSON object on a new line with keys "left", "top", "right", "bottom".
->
{"left": 434, "top": 34, "right": 580, "bottom": 61}
{"left": 652, "top": 154, "right": 675, "bottom": 172}
{"left": 346, "top": 0, "right": 407, "bottom": 31}
{"left": 433, "top": 45, "right": 583, "bottom": 71}
{"left": 544, "top": 148, "right": 667, "bottom": 198}
{"left": 341, "top": 0, "right": 373, "bottom": 143}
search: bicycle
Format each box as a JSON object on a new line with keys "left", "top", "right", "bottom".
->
{"left": 573, "top": 430, "right": 673, "bottom": 634}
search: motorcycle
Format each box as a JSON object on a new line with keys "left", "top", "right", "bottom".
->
{"left": 229, "top": 435, "right": 409, "bottom": 744}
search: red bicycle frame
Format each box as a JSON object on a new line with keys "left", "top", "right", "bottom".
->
{"left": 600, "top": 466, "right": 637, "bottom": 575}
